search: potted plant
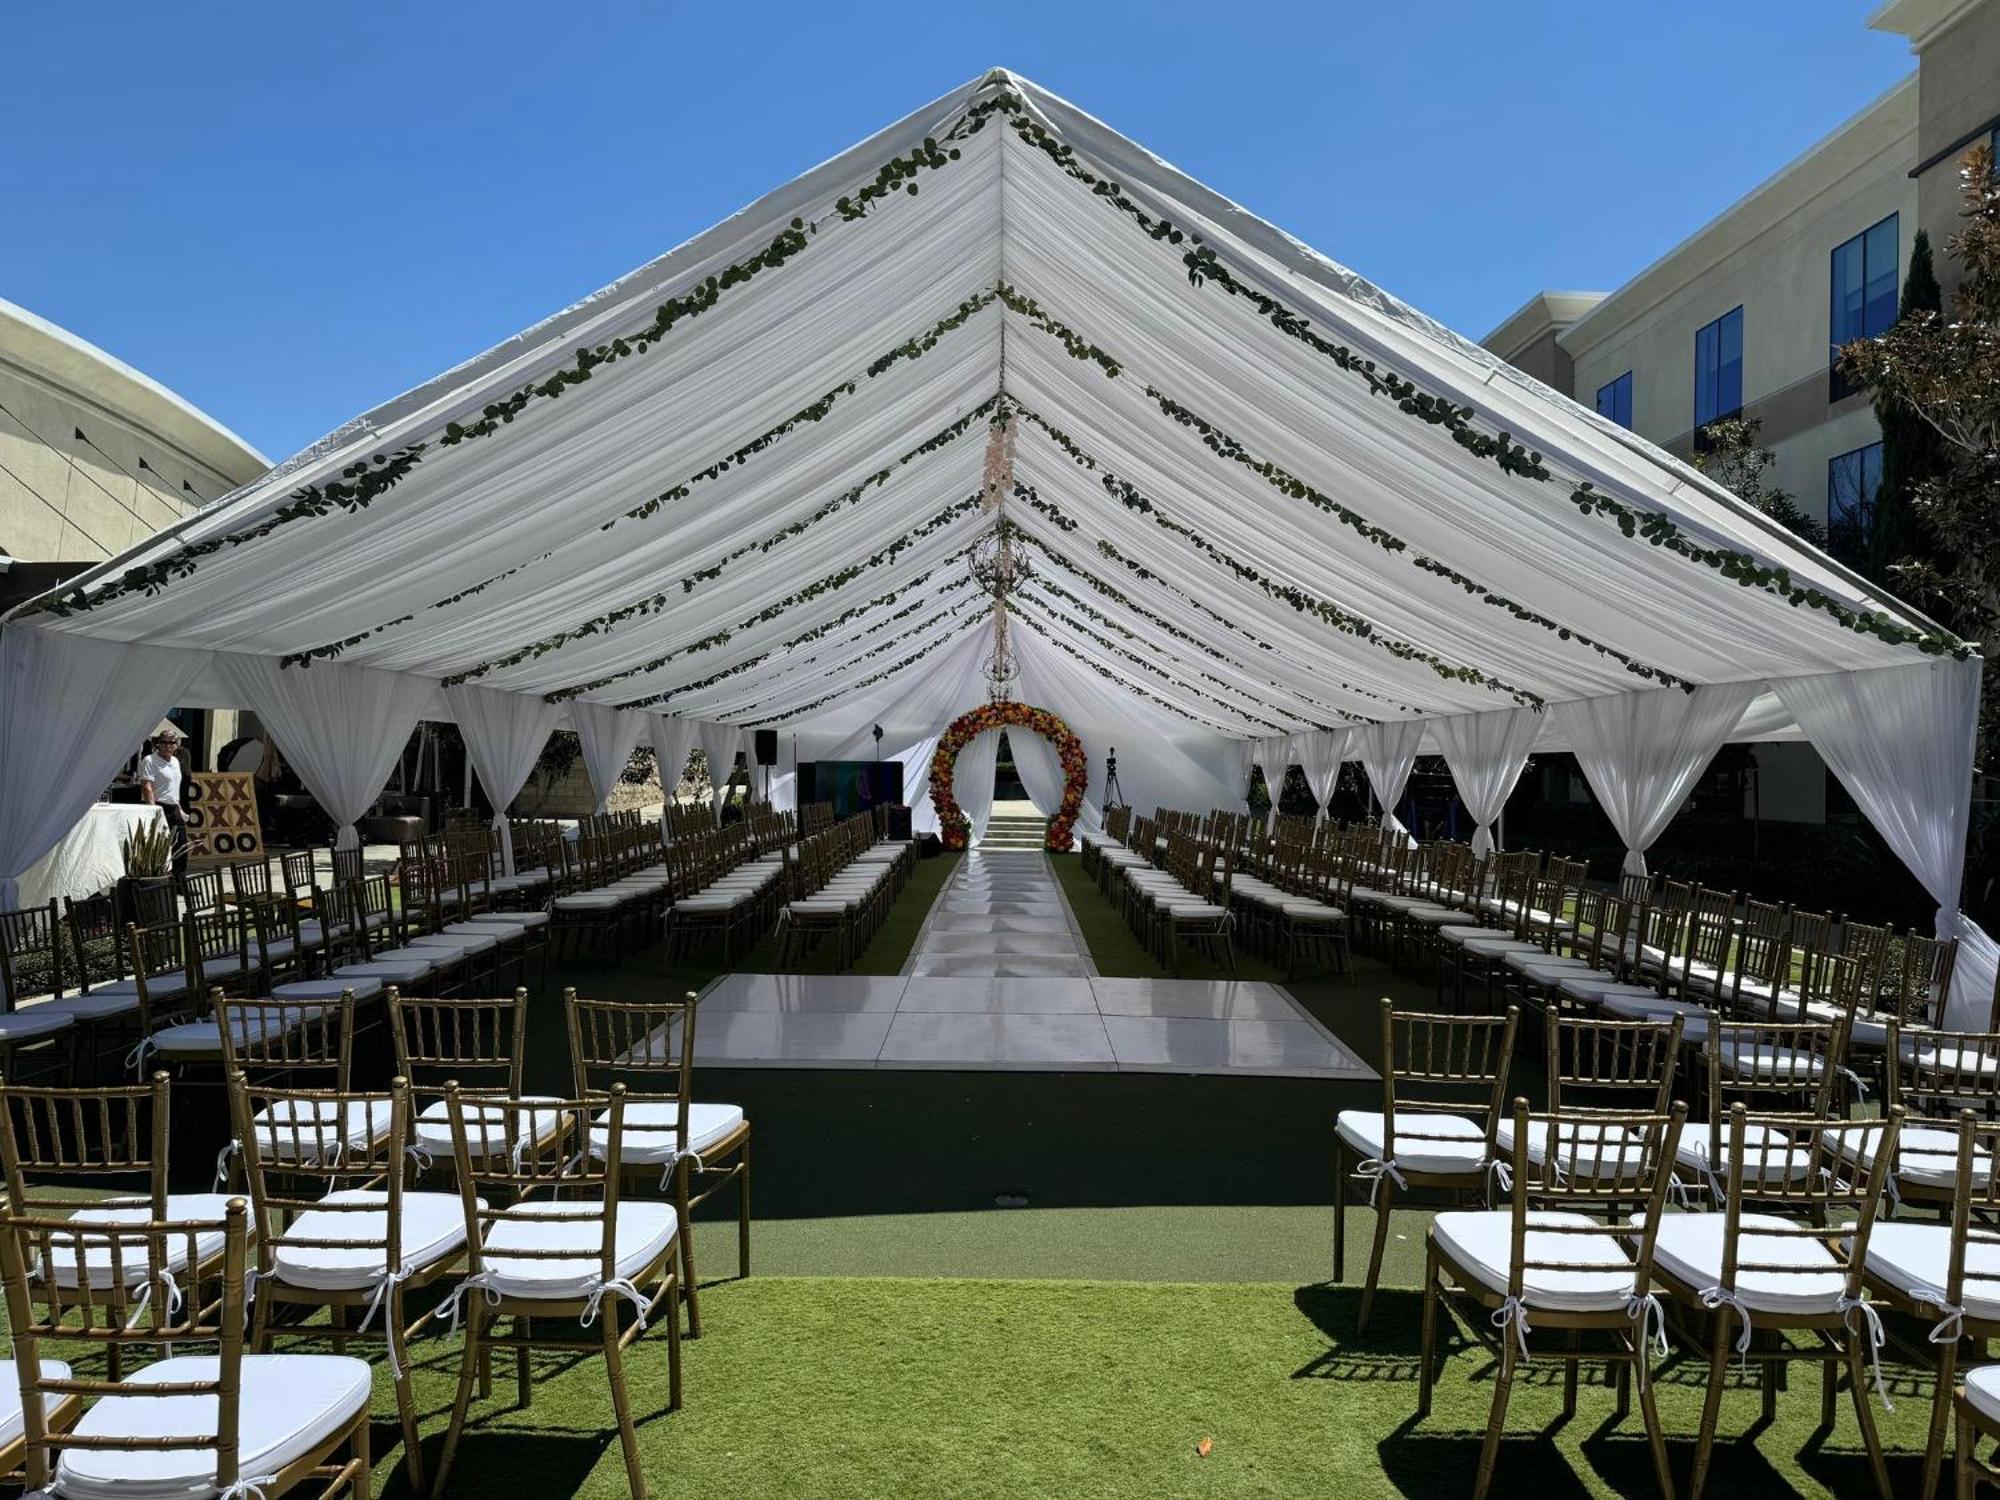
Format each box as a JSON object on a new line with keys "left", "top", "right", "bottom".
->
{"left": 117, "top": 819, "right": 176, "bottom": 927}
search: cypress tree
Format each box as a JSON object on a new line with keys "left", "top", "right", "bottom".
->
{"left": 1868, "top": 230, "right": 1950, "bottom": 585}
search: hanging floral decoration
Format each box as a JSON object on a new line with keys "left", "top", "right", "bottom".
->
{"left": 929, "top": 701, "right": 1086, "bottom": 852}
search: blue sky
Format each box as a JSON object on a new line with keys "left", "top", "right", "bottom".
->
{"left": 4, "top": 2, "right": 1912, "bottom": 462}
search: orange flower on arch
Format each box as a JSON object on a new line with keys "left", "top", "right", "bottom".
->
{"left": 927, "top": 702, "right": 1086, "bottom": 851}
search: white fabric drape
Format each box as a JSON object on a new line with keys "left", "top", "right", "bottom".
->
{"left": 1356, "top": 720, "right": 1424, "bottom": 839}
{"left": 570, "top": 701, "right": 645, "bottom": 815}
{"left": 1289, "top": 728, "right": 1352, "bottom": 821}
{"left": 1777, "top": 660, "right": 1994, "bottom": 1027}
{"left": 1009, "top": 726, "right": 1099, "bottom": 835}
{"left": 0, "top": 626, "right": 210, "bottom": 910}
{"left": 952, "top": 729, "right": 1003, "bottom": 844}
{"left": 216, "top": 654, "right": 434, "bottom": 852}
{"left": 1553, "top": 682, "right": 1761, "bottom": 877}
{"left": 695, "top": 720, "right": 744, "bottom": 822}
{"left": 648, "top": 715, "right": 698, "bottom": 830}
{"left": 444, "top": 685, "right": 558, "bottom": 873}
{"left": 1432, "top": 707, "right": 1543, "bottom": 856}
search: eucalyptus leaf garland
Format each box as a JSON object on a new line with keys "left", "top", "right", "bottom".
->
{"left": 1005, "top": 605, "right": 1241, "bottom": 731}
{"left": 740, "top": 611, "right": 989, "bottom": 727}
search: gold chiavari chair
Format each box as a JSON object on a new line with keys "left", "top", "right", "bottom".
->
{"left": 1496, "top": 1014, "right": 1683, "bottom": 1190}
{"left": 1335, "top": 1001, "right": 1521, "bottom": 1332}
{"left": 1420, "top": 1097, "right": 1688, "bottom": 1500}
{"left": 434, "top": 1084, "right": 682, "bottom": 1500}
{"left": 1676, "top": 1018, "right": 1848, "bottom": 1203}
{"left": 1649, "top": 1106, "right": 1902, "bottom": 1500}
{"left": 1855, "top": 1109, "right": 2000, "bottom": 1500}
{"left": 233, "top": 1073, "right": 460, "bottom": 1497}
{"left": 0, "top": 1196, "right": 372, "bottom": 1500}
{"left": 212, "top": 994, "right": 388, "bottom": 1193}
{"left": 389, "top": 988, "right": 561, "bottom": 1182}
{"left": 568, "top": 989, "right": 751, "bottom": 1339}
{"left": 0, "top": 897, "right": 75, "bottom": 1077}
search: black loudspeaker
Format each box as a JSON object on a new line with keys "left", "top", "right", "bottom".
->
{"left": 885, "top": 804, "right": 913, "bottom": 841}
{"left": 754, "top": 729, "right": 779, "bottom": 767}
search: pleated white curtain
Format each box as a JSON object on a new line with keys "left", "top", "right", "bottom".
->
{"left": 216, "top": 654, "right": 434, "bottom": 851}
{"left": 1432, "top": 707, "right": 1543, "bottom": 856}
{"left": 0, "top": 626, "right": 211, "bottom": 908}
{"left": 696, "top": 720, "right": 744, "bottom": 822}
{"left": 900, "top": 734, "right": 947, "bottom": 835}
{"left": 1010, "top": 727, "right": 1098, "bottom": 836}
{"left": 1289, "top": 728, "right": 1351, "bottom": 821}
{"left": 648, "top": 715, "right": 698, "bottom": 830}
{"left": 1776, "top": 659, "right": 1995, "bottom": 1026}
{"left": 953, "top": 729, "right": 1003, "bottom": 844}
{"left": 1356, "top": 720, "right": 1424, "bottom": 839}
{"left": 443, "top": 684, "right": 558, "bottom": 873}
{"left": 569, "top": 701, "right": 645, "bottom": 815}
{"left": 1552, "top": 682, "right": 1761, "bottom": 877}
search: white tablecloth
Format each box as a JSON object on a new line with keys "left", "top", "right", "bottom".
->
{"left": 14, "top": 803, "right": 165, "bottom": 910}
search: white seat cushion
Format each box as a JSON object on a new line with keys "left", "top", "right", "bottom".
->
{"left": 1649, "top": 1210, "right": 1847, "bottom": 1315}
{"left": 468, "top": 910, "right": 550, "bottom": 929}
{"left": 413, "top": 1096, "right": 566, "bottom": 1160}
{"left": 248, "top": 1099, "right": 393, "bottom": 1163}
{"left": 477, "top": 1199, "right": 678, "bottom": 1301}
{"left": 1675, "top": 1122, "right": 1815, "bottom": 1186}
{"left": 1965, "top": 1365, "right": 2000, "bottom": 1425}
{"left": 272, "top": 1189, "right": 470, "bottom": 1290}
{"left": 1823, "top": 1122, "right": 1992, "bottom": 1192}
{"left": 51, "top": 1194, "right": 239, "bottom": 1288}
{"left": 54, "top": 1353, "right": 370, "bottom": 1500}
{"left": 0, "top": 1008, "right": 76, "bottom": 1042}
{"left": 1715, "top": 1043, "right": 1825, "bottom": 1082}
{"left": 408, "top": 931, "right": 499, "bottom": 956}
{"left": 42, "top": 990, "right": 146, "bottom": 1022}
{"left": 272, "top": 977, "right": 383, "bottom": 1003}
{"left": 331, "top": 959, "right": 434, "bottom": 986}
{"left": 150, "top": 1007, "right": 325, "bottom": 1059}
{"left": 1863, "top": 1219, "right": 2000, "bottom": 1325}
{"left": 588, "top": 1101, "right": 745, "bottom": 1165}
{"left": 1432, "top": 1209, "right": 1639, "bottom": 1311}
{"left": 1496, "top": 1118, "right": 1647, "bottom": 1180}
{"left": 0, "top": 1360, "right": 71, "bottom": 1450}
{"left": 1557, "top": 977, "right": 1663, "bottom": 1005}
{"left": 1336, "top": 1110, "right": 1487, "bottom": 1177}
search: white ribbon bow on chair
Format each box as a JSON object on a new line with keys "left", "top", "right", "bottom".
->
{"left": 356, "top": 1266, "right": 415, "bottom": 1380}
{"left": 1491, "top": 1295, "right": 1533, "bottom": 1360}
{"left": 580, "top": 1277, "right": 651, "bottom": 1332}
{"left": 1624, "top": 1292, "right": 1668, "bottom": 1389}
{"left": 1352, "top": 1157, "right": 1406, "bottom": 1208}
{"left": 443, "top": 1270, "right": 502, "bottom": 1333}
{"left": 1839, "top": 1294, "right": 1893, "bottom": 1411}
{"left": 1697, "top": 1284, "right": 1754, "bottom": 1365}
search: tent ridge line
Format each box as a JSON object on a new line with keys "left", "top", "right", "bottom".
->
{"left": 736, "top": 610, "right": 990, "bottom": 727}
{"left": 1004, "top": 602, "right": 1248, "bottom": 734}
{"left": 994, "top": 85, "right": 1967, "bottom": 663}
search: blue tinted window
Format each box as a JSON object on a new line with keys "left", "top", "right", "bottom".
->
{"left": 1595, "top": 371, "right": 1633, "bottom": 428}
{"left": 1830, "top": 214, "right": 1899, "bottom": 398}
{"left": 1827, "top": 441, "right": 1884, "bottom": 565}
{"left": 1694, "top": 306, "right": 1743, "bottom": 429}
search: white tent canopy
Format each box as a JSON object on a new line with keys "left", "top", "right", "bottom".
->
{"left": 0, "top": 69, "right": 1986, "bottom": 1014}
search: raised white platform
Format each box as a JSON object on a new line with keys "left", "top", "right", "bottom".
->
{"left": 687, "top": 971, "right": 1376, "bottom": 1079}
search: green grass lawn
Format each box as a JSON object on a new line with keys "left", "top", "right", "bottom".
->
{"left": 102, "top": 847, "right": 1954, "bottom": 1497}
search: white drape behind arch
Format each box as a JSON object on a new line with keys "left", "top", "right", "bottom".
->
{"left": 0, "top": 626, "right": 210, "bottom": 908}
{"left": 1432, "top": 707, "right": 1542, "bottom": 855}
{"left": 216, "top": 654, "right": 434, "bottom": 852}
{"left": 953, "top": 729, "right": 1003, "bottom": 843}
{"left": 1775, "top": 659, "right": 1995, "bottom": 1027}
{"left": 1553, "top": 682, "right": 1760, "bottom": 877}
{"left": 445, "top": 684, "right": 558, "bottom": 872}
{"left": 1009, "top": 726, "right": 1097, "bottom": 835}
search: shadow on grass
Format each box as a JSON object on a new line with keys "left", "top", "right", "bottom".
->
{"left": 377, "top": 1428, "right": 611, "bottom": 1500}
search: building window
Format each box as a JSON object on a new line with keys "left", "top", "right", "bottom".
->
{"left": 1829, "top": 212, "right": 1898, "bottom": 399}
{"left": 1826, "top": 440, "right": 1883, "bottom": 566}
{"left": 1693, "top": 306, "right": 1744, "bottom": 434}
{"left": 1595, "top": 371, "right": 1633, "bottom": 429}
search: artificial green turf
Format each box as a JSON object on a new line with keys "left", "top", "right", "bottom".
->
{"left": 283, "top": 1273, "right": 1941, "bottom": 1498}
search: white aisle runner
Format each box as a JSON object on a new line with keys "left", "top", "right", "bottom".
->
{"left": 688, "top": 851, "right": 1375, "bottom": 1078}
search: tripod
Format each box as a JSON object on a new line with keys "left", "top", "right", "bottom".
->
{"left": 1102, "top": 747, "right": 1126, "bottom": 810}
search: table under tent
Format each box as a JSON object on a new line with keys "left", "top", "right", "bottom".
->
{"left": 0, "top": 67, "right": 1984, "bottom": 1021}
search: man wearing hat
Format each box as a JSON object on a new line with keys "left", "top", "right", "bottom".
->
{"left": 139, "top": 721, "right": 190, "bottom": 873}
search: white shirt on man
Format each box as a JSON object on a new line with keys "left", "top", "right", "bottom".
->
{"left": 140, "top": 751, "right": 183, "bottom": 808}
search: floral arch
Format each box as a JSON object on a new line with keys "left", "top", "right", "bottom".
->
{"left": 928, "top": 702, "right": 1087, "bottom": 851}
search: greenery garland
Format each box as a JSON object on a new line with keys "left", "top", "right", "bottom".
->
{"left": 448, "top": 487, "right": 985, "bottom": 688}
{"left": 1014, "top": 527, "right": 1376, "bottom": 721}
{"left": 1006, "top": 606, "right": 1249, "bottom": 730}
{"left": 740, "top": 611, "right": 989, "bottom": 727}
{"left": 611, "top": 570, "right": 981, "bottom": 711}
{"left": 32, "top": 114, "right": 991, "bottom": 623}
{"left": 982, "top": 87, "right": 1966, "bottom": 660}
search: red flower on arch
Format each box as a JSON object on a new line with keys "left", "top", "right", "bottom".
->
{"left": 927, "top": 702, "right": 1086, "bottom": 852}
